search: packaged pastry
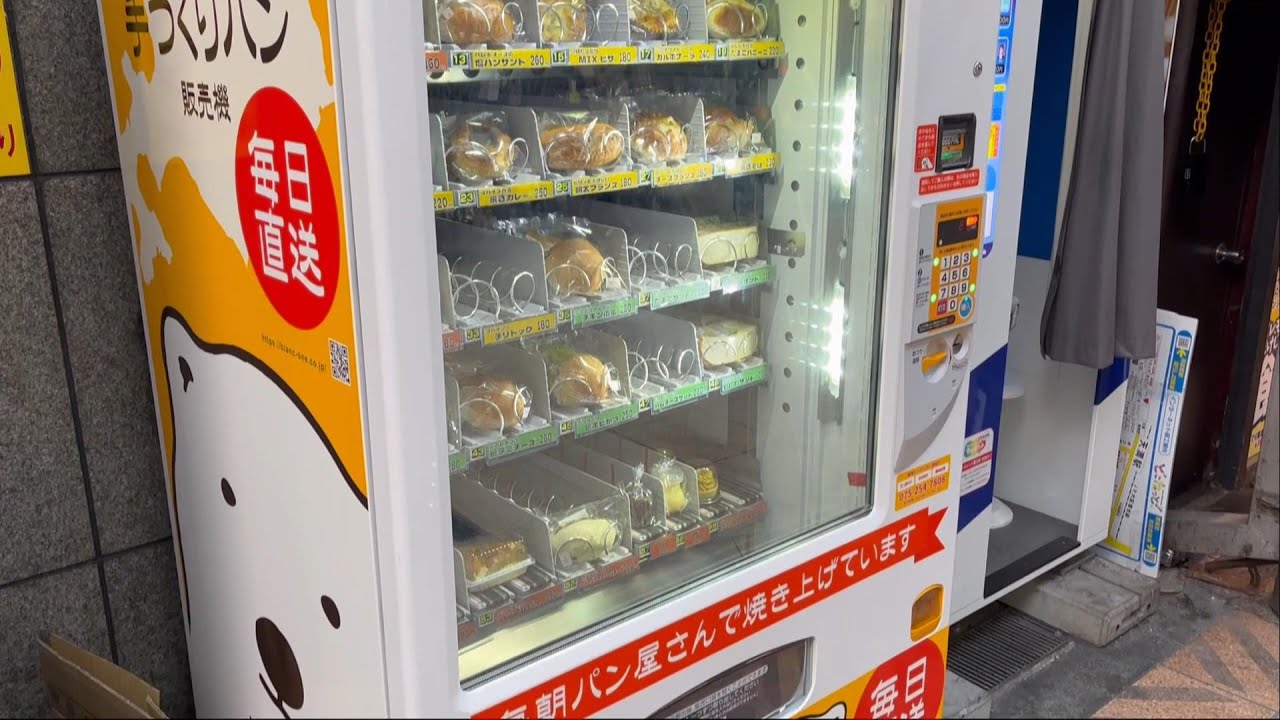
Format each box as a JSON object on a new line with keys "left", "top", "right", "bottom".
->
{"left": 623, "top": 475, "right": 659, "bottom": 528}
{"left": 694, "top": 217, "right": 760, "bottom": 266}
{"left": 456, "top": 535, "right": 534, "bottom": 589}
{"left": 497, "top": 214, "right": 618, "bottom": 295}
{"left": 692, "top": 460, "right": 720, "bottom": 503}
{"left": 629, "top": 0, "right": 682, "bottom": 38}
{"left": 458, "top": 375, "right": 532, "bottom": 432}
{"left": 539, "top": 0, "right": 589, "bottom": 42}
{"left": 543, "top": 343, "right": 619, "bottom": 407}
{"left": 707, "top": 0, "right": 767, "bottom": 39}
{"left": 695, "top": 314, "right": 759, "bottom": 367}
{"left": 546, "top": 237, "right": 609, "bottom": 295}
{"left": 439, "top": 0, "right": 522, "bottom": 44}
{"left": 650, "top": 456, "right": 689, "bottom": 514}
{"left": 444, "top": 112, "right": 526, "bottom": 186}
{"left": 539, "top": 114, "right": 626, "bottom": 173}
{"left": 551, "top": 517, "right": 621, "bottom": 568}
{"left": 704, "top": 104, "right": 758, "bottom": 157}
{"left": 631, "top": 111, "right": 689, "bottom": 166}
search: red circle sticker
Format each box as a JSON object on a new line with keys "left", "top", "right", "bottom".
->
{"left": 235, "top": 86, "right": 339, "bottom": 330}
{"left": 854, "top": 639, "right": 945, "bottom": 719}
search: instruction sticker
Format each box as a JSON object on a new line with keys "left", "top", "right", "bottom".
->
{"left": 894, "top": 455, "right": 951, "bottom": 510}
{"left": 914, "top": 124, "right": 937, "bottom": 173}
{"left": 960, "top": 429, "right": 994, "bottom": 495}
{"left": 920, "top": 168, "right": 980, "bottom": 195}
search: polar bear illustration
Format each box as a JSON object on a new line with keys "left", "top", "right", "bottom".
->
{"left": 162, "top": 310, "right": 385, "bottom": 718}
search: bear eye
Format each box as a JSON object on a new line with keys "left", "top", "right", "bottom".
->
{"left": 221, "top": 478, "right": 236, "bottom": 507}
{"left": 321, "top": 595, "right": 341, "bottom": 629}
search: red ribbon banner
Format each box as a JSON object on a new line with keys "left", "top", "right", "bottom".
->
{"left": 478, "top": 507, "right": 947, "bottom": 719}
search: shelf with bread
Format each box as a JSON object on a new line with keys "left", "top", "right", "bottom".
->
{"left": 430, "top": 97, "right": 777, "bottom": 212}
{"left": 453, "top": 428, "right": 767, "bottom": 646}
{"left": 444, "top": 298, "right": 769, "bottom": 472}
{"left": 423, "top": 0, "right": 782, "bottom": 78}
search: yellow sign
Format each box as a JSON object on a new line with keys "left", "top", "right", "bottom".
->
{"left": 482, "top": 313, "right": 557, "bottom": 345}
{"left": 653, "top": 43, "right": 716, "bottom": 64}
{"left": 433, "top": 190, "right": 456, "bottom": 211}
{"left": 571, "top": 170, "right": 640, "bottom": 196}
{"left": 724, "top": 152, "right": 779, "bottom": 177}
{"left": 0, "top": 3, "right": 30, "bottom": 176}
{"left": 894, "top": 455, "right": 951, "bottom": 511}
{"left": 653, "top": 162, "right": 714, "bottom": 187}
{"left": 569, "top": 45, "right": 639, "bottom": 66}
{"left": 470, "top": 48, "right": 552, "bottom": 70}
{"left": 478, "top": 180, "right": 555, "bottom": 207}
{"left": 726, "top": 39, "right": 785, "bottom": 60}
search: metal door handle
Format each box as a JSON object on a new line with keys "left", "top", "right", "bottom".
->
{"left": 1214, "top": 244, "right": 1246, "bottom": 265}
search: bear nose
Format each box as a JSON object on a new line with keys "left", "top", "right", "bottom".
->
{"left": 256, "top": 617, "right": 304, "bottom": 710}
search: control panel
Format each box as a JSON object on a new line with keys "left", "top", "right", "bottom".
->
{"left": 913, "top": 196, "right": 983, "bottom": 338}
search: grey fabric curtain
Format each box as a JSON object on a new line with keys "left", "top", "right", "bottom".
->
{"left": 1040, "top": 0, "right": 1164, "bottom": 368}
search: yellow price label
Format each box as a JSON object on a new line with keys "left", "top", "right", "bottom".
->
{"left": 724, "top": 152, "right": 779, "bottom": 178}
{"left": 482, "top": 313, "right": 557, "bottom": 345}
{"left": 433, "top": 190, "right": 456, "bottom": 211}
{"left": 654, "top": 43, "right": 716, "bottom": 64}
{"left": 470, "top": 48, "right": 552, "bottom": 70}
{"left": 569, "top": 45, "right": 639, "bottom": 66}
{"left": 478, "top": 181, "right": 554, "bottom": 208}
{"left": 469, "top": 447, "right": 486, "bottom": 460}
{"left": 725, "top": 39, "right": 785, "bottom": 60}
{"left": 559, "top": 420, "right": 574, "bottom": 435}
{"left": 571, "top": 171, "right": 640, "bottom": 196}
{"left": 653, "top": 162, "right": 714, "bottom": 187}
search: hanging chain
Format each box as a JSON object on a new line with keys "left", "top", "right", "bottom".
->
{"left": 1192, "top": 0, "right": 1230, "bottom": 144}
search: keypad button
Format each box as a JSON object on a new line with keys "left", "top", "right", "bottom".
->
{"left": 948, "top": 298, "right": 958, "bottom": 312}
{"left": 941, "top": 255, "right": 952, "bottom": 269}
{"left": 961, "top": 252, "right": 971, "bottom": 265}
{"left": 939, "top": 285, "right": 948, "bottom": 299}
{"left": 961, "top": 267, "right": 970, "bottom": 280}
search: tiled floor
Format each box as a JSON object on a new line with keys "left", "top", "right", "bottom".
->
{"left": 1092, "top": 609, "right": 1279, "bottom": 718}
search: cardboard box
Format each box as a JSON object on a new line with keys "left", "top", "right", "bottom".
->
{"left": 37, "top": 635, "right": 167, "bottom": 719}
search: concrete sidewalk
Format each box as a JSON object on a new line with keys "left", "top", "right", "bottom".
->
{"left": 965, "top": 571, "right": 1279, "bottom": 718}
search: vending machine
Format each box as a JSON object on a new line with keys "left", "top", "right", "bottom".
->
{"left": 96, "top": 0, "right": 999, "bottom": 716}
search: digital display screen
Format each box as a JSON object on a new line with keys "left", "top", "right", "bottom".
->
{"left": 937, "top": 214, "right": 981, "bottom": 247}
{"left": 935, "top": 114, "right": 977, "bottom": 172}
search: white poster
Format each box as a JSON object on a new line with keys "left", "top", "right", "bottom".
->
{"left": 1098, "top": 310, "right": 1198, "bottom": 577}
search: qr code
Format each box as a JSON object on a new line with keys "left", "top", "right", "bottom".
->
{"left": 329, "top": 338, "right": 351, "bottom": 385}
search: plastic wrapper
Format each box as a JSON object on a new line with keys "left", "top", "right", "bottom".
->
{"left": 649, "top": 455, "right": 689, "bottom": 514}
{"left": 538, "top": 0, "right": 594, "bottom": 42}
{"left": 694, "top": 216, "right": 761, "bottom": 266}
{"left": 628, "top": 101, "right": 690, "bottom": 166}
{"left": 455, "top": 373, "right": 533, "bottom": 433}
{"left": 443, "top": 111, "right": 528, "bottom": 187}
{"left": 536, "top": 341, "right": 622, "bottom": 408}
{"left": 704, "top": 103, "right": 760, "bottom": 157}
{"left": 438, "top": 0, "right": 525, "bottom": 45}
{"left": 537, "top": 109, "right": 627, "bottom": 173}
{"left": 622, "top": 469, "right": 659, "bottom": 528}
{"left": 628, "top": 0, "right": 684, "bottom": 39}
{"left": 494, "top": 214, "right": 623, "bottom": 296}
{"left": 691, "top": 459, "right": 721, "bottom": 502}
{"left": 456, "top": 534, "right": 535, "bottom": 590}
{"left": 551, "top": 513, "right": 622, "bottom": 567}
{"left": 691, "top": 313, "right": 759, "bottom": 367}
{"left": 706, "top": 0, "right": 768, "bottom": 39}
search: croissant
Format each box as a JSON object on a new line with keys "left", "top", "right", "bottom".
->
{"left": 539, "top": 0, "right": 589, "bottom": 42}
{"left": 707, "top": 0, "right": 767, "bottom": 39}
{"left": 631, "top": 111, "right": 688, "bottom": 165}
{"left": 540, "top": 122, "right": 625, "bottom": 172}
{"left": 704, "top": 105, "right": 757, "bottom": 156}
{"left": 439, "top": 0, "right": 520, "bottom": 44}
{"left": 447, "top": 118, "right": 518, "bottom": 185}
{"left": 459, "top": 376, "right": 529, "bottom": 432}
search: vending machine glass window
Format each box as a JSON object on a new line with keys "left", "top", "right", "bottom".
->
{"left": 427, "top": 1, "right": 898, "bottom": 683}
